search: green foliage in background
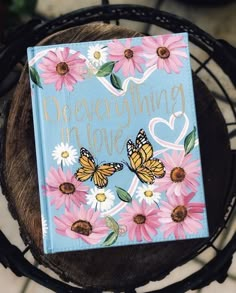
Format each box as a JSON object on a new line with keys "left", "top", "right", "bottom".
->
{"left": 1, "top": 0, "right": 38, "bottom": 29}
{"left": 9, "top": 0, "right": 37, "bottom": 16}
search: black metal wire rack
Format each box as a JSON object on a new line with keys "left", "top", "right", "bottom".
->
{"left": 0, "top": 3, "right": 235, "bottom": 293}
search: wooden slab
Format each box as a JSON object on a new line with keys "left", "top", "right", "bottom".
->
{"left": 1, "top": 23, "right": 232, "bottom": 290}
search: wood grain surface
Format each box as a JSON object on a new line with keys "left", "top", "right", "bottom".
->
{"left": 1, "top": 23, "right": 232, "bottom": 290}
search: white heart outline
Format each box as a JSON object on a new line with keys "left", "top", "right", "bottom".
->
{"left": 149, "top": 111, "right": 199, "bottom": 151}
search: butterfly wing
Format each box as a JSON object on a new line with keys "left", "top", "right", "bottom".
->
{"left": 75, "top": 148, "right": 123, "bottom": 188}
{"left": 93, "top": 171, "right": 108, "bottom": 188}
{"left": 126, "top": 129, "right": 165, "bottom": 184}
{"left": 143, "top": 158, "right": 166, "bottom": 179}
{"left": 94, "top": 163, "right": 123, "bottom": 188}
{"left": 136, "top": 129, "right": 153, "bottom": 163}
{"left": 126, "top": 138, "right": 154, "bottom": 184}
{"left": 135, "top": 166, "right": 155, "bottom": 184}
{"left": 127, "top": 139, "right": 142, "bottom": 170}
{"left": 97, "top": 163, "right": 123, "bottom": 176}
{"left": 79, "top": 148, "right": 96, "bottom": 168}
{"left": 75, "top": 148, "right": 96, "bottom": 182}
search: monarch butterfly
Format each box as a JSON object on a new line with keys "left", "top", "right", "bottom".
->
{"left": 125, "top": 129, "right": 165, "bottom": 184}
{"left": 75, "top": 147, "right": 123, "bottom": 188}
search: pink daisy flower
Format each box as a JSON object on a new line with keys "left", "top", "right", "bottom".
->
{"left": 54, "top": 205, "right": 109, "bottom": 244}
{"left": 158, "top": 192, "right": 205, "bottom": 239}
{"left": 108, "top": 38, "right": 145, "bottom": 77}
{"left": 43, "top": 167, "right": 89, "bottom": 210}
{"left": 38, "top": 47, "right": 87, "bottom": 91}
{"left": 119, "top": 200, "right": 160, "bottom": 242}
{"left": 142, "top": 34, "right": 188, "bottom": 73}
{"left": 154, "top": 150, "right": 200, "bottom": 197}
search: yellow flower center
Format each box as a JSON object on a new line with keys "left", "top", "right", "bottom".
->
{"left": 144, "top": 190, "right": 153, "bottom": 198}
{"left": 156, "top": 46, "right": 170, "bottom": 59}
{"left": 124, "top": 49, "right": 134, "bottom": 59}
{"left": 56, "top": 62, "right": 69, "bottom": 75}
{"left": 170, "top": 167, "right": 186, "bottom": 183}
{"left": 96, "top": 193, "right": 106, "bottom": 202}
{"left": 71, "top": 220, "right": 92, "bottom": 236}
{"left": 59, "top": 182, "right": 75, "bottom": 195}
{"left": 61, "top": 151, "right": 69, "bottom": 158}
{"left": 93, "top": 51, "right": 101, "bottom": 60}
{"left": 133, "top": 214, "right": 146, "bottom": 224}
{"left": 171, "top": 205, "right": 187, "bottom": 222}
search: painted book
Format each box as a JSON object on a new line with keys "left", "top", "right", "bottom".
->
{"left": 27, "top": 33, "right": 209, "bottom": 254}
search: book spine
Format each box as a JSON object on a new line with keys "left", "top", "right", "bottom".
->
{"left": 27, "top": 47, "right": 51, "bottom": 253}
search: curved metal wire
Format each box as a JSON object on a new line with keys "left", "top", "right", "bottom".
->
{"left": 190, "top": 54, "right": 236, "bottom": 121}
{"left": 1, "top": 5, "right": 236, "bottom": 85}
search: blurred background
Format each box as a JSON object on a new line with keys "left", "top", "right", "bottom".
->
{"left": 0, "top": 0, "right": 235, "bottom": 292}
{"left": 1, "top": 0, "right": 236, "bottom": 45}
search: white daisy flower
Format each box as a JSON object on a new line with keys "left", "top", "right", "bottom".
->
{"left": 52, "top": 142, "right": 78, "bottom": 167}
{"left": 87, "top": 44, "right": 108, "bottom": 67}
{"left": 41, "top": 215, "right": 48, "bottom": 237}
{"left": 86, "top": 187, "right": 115, "bottom": 212}
{"left": 136, "top": 184, "right": 161, "bottom": 205}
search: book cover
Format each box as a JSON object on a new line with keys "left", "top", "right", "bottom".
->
{"left": 27, "top": 33, "right": 209, "bottom": 254}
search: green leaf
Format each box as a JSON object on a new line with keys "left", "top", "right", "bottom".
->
{"left": 29, "top": 66, "right": 43, "bottom": 88}
{"left": 96, "top": 61, "right": 115, "bottom": 77}
{"left": 105, "top": 216, "right": 119, "bottom": 233}
{"left": 184, "top": 126, "right": 196, "bottom": 155}
{"left": 110, "top": 73, "right": 122, "bottom": 90}
{"left": 103, "top": 231, "right": 118, "bottom": 246}
{"left": 115, "top": 186, "right": 132, "bottom": 203}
